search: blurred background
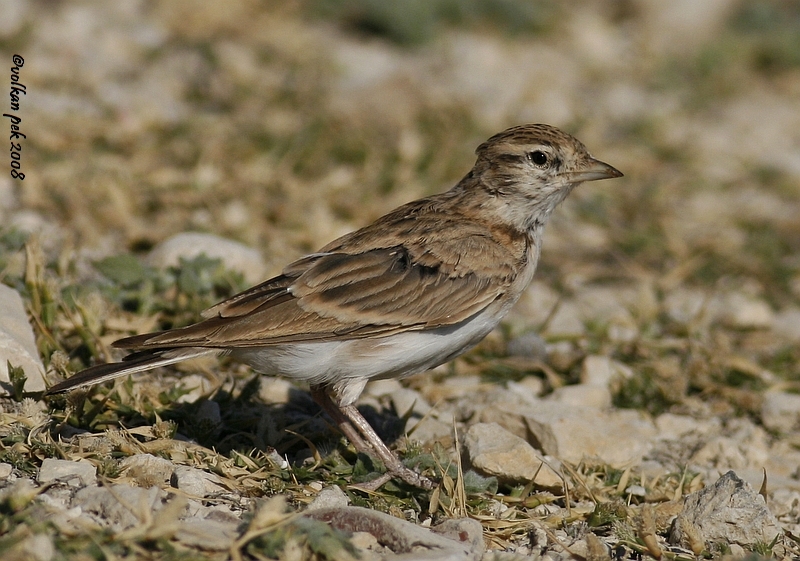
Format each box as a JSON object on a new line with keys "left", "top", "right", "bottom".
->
{"left": 1, "top": 0, "right": 800, "bottom": 413}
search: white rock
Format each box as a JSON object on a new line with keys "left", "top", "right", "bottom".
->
{"left": 38, "top": 459, "right": 96, "bottom": 487}
{"left": 720, "top": 292, "right": 774, "bottom": 329}
{"left": 0, "top": 463, "right": 12, "bottom": 478}
{"left": 655, "top": 413, "right": 710, "bottom": 440}
{"left": 147, "top": 232, "right": 266, "bottom": 284}
{"left": 19, "top": 534, "right": 54, "bottom": 561}
{"left": 120, "top": 453, "right": 175, "bottom": 485}
{"left": 773, "top": 307, "right": 800, "bottom": 342}
{"left": 175, "top": 517, "right": 239, "bottom": 551}
{"left": 466, "top": 423, "right": 562, "bottom": 487}
{"left": 171, "top": 466, "right": 224, "bottom": 497}
{"left": 74, "top": 485, "right": 164, "bottom": 531}
{"left": 364, "top": 378, "right": 403, "bottom": 397}
{"left": 306, "top": 485, "right": 349, "bottom": 511}
{"left": 175, "top": 373, "right": 215, "bottom": 403}
{"left": 548, "top": 385, "right": 611, "bottom": 409}
{"left": 581, "top": 355, "right": 632, "bottom": 388}
{"left": 762, "top": 391, "right": 800, "bottom": 434}
{"left": 390, "top": 388, "right": 431, "bottom": 418}
{"left": 258, "top": 377, "right": 295, "bottom": 404}
{"left": 0, "top": 284, "right": 46, "bottom": 395}
{"left": 483, "top": 401, "right": 657, "bottom": 468}
{"left": 670, "top": 471, "right": 782, "bottom": 549}
{"left": 407, "top": 416, "right": 452, "bottom": 444}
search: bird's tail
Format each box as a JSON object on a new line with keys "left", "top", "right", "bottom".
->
{"left": 45, "top": 348, "right": 219, "bottom": 395}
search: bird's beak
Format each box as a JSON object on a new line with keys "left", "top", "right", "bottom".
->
{"left": 563, "top": 158, "right": 623, "bottom": 182}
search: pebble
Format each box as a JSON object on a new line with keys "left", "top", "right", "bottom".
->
{"left": 669, "top": 471, "right": 782, "bottom": 550}
{"left": 171, "top": 466, "right": 224, "bottom": 497}
{"left": 257, "top": 377, "right": 295, "bottom": 404}
{"left": 38, "top": 459, "right": 97, "bottom": 487}
{"left": 773, "top": 307, "right": 800, "bottom": 342}
{"left": 761, "top": 391, "right": 800, "bottom": 434}
{"left": 581, "top": 355, "right": 632, "bottom": 388}
{"left": 720, "top": 292, "right": 774, "bottom": 329}
{"left": 175, "top": 517, "right": 239, "bottom": 551}
{"left": 306, "top": 485, "right": 349, "bottom": 511}
{"left": 465, "top": 422, "right": 562, "bottom": 487}
{"left": 74, "top": 485, "right": 164, "bottom": 531}
{"left": 482, "top": 400, "right": 657, "bottom": 468}
{"left": 120, "top": 453, "right": 175, "bottom": 486}
{"left": 389, "top": 387, "right": 431, "bottom": 418}
{"left": 0, "top": 284, "right": 47, "bottom": 394}
{"left": 19, "top": 534, "right": 55, "bottom": 561}
{"left": 0, "top": 463, "right": 12, "bottom": 479}
{"left": 175, "top": 373, "right": 215, "bottom": 403}
{"left": 147, "top": 232, "right": 267, "bottom": 284}
{"left": 548, "top": 385, "right": 611, "bottom": 409}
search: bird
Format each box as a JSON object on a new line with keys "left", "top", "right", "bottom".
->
{"left": 46, "top": 124, "right": 623, "bottom": 490}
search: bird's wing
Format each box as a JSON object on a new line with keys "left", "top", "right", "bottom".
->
{"left": 114, "top": 210, "right": 527, "bottom": 351}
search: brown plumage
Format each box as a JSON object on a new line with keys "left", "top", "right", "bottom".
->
{"left": 47, "top": 124, "right": 622, "bottom": 489}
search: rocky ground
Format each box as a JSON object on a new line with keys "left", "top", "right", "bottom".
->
{"left": 1, "top": 1, "right": 800, "bottom": 559}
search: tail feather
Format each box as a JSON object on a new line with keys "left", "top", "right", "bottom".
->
{"left": 45, "top": 348, "right": 219, "bottom": 395}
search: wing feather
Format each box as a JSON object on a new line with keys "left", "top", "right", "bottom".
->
{"left": 113, "top": 201, "right": 528, "bottom": 352}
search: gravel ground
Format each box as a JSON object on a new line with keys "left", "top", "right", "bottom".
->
{"left": 1, "top": 1, "right": 800, "bottom": 560}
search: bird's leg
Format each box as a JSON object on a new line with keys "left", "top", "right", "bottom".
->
{"left": 338, "top": 402, "right": 436, "bottom": 490}
{"left": 309, "top": 385, "right": 435, "bottom": 490}
{"left": 309, "top": 385, "right": 372, "bottom": 454}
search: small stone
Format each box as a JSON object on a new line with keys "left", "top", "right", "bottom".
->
{"left": 147, "top": 232, "right": 266, "bottom": 284}
{"left": 625, "top": 485, "right": 646, "bottom": 497}
{"left": 175, "top": 374, "right": 215, "bottom": 403}
{"left": 466, "top": 422, "right": 562, "bottom": 487}
{"left": 670, "top": 471, "right": 782, "bottom": 549}
{"left": 482, "top": 400, "right": 657, "bottom": 468}
{"left": 761, "top": 391, "right": 800, "bottom": 434}
{"left": 38, "top": 458, "right": 97, "bottom": 487}
{"left": 407, "top": 416, "right": 453, "bottom": 445}
{"left": 0, "top": 463, "right": 12, "bottom": 479}
{"left": 721, "top": 292, "right": 774, "bottom": 329}
{"left": 120, "top": 453, "right": 175, "bottom": 486}
{"left": 655, "top": 413, "right": 707, "bottom": 440}
{"left": 581, "top": 355, "right": 632, "bottom": 388}
{"left": 773, "top": 308, "right": 800, "bottom": 342}
{"left": 19, "top": 534, "right": 54, "bottom": 561}
{"left": 257, "top": 377, "right": 295, "bottom": 404}
{"left": 364, "top": 378, "right": 403, "bottom": 397}
{"left": 171, "top": 466, "right": 223, "bottom": 497}
{"left": 306, "top": 485, "right": 349, "bottom": 511}
{"left": 73, "top": 485, "right": 164, "bottom": 531}
{"left": 175, "top": 517, "right": 238, "bottom": 551}
{"left": 0, "top": 284, "right": 47, "bottom": 395}
{"left": 549, "top": 385, "right": 611, "bottom": 409}
{"left": 390, "top": 387, "right": 431, "bottom": 418}
{"left": 506, "top": 332, "right": 548, "bottom": 360}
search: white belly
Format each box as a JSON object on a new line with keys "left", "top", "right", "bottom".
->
{"left": 233, "top": 305, "right": 502, "bottom": 387}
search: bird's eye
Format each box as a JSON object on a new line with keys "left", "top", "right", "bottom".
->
{"left": 528, "top": 150, "right": 548, "bottom": 166}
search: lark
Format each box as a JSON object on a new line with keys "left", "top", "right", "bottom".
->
{"left": 47, "top": 124, "right": 623, "bottom": 489}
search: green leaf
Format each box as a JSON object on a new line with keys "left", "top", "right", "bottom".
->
{"left": 93, "top": 254, "right": 148, "bottom": 286}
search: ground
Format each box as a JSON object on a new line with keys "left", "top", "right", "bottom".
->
{"left": 1, "top": 1, "right": 800, "bottom": 560}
